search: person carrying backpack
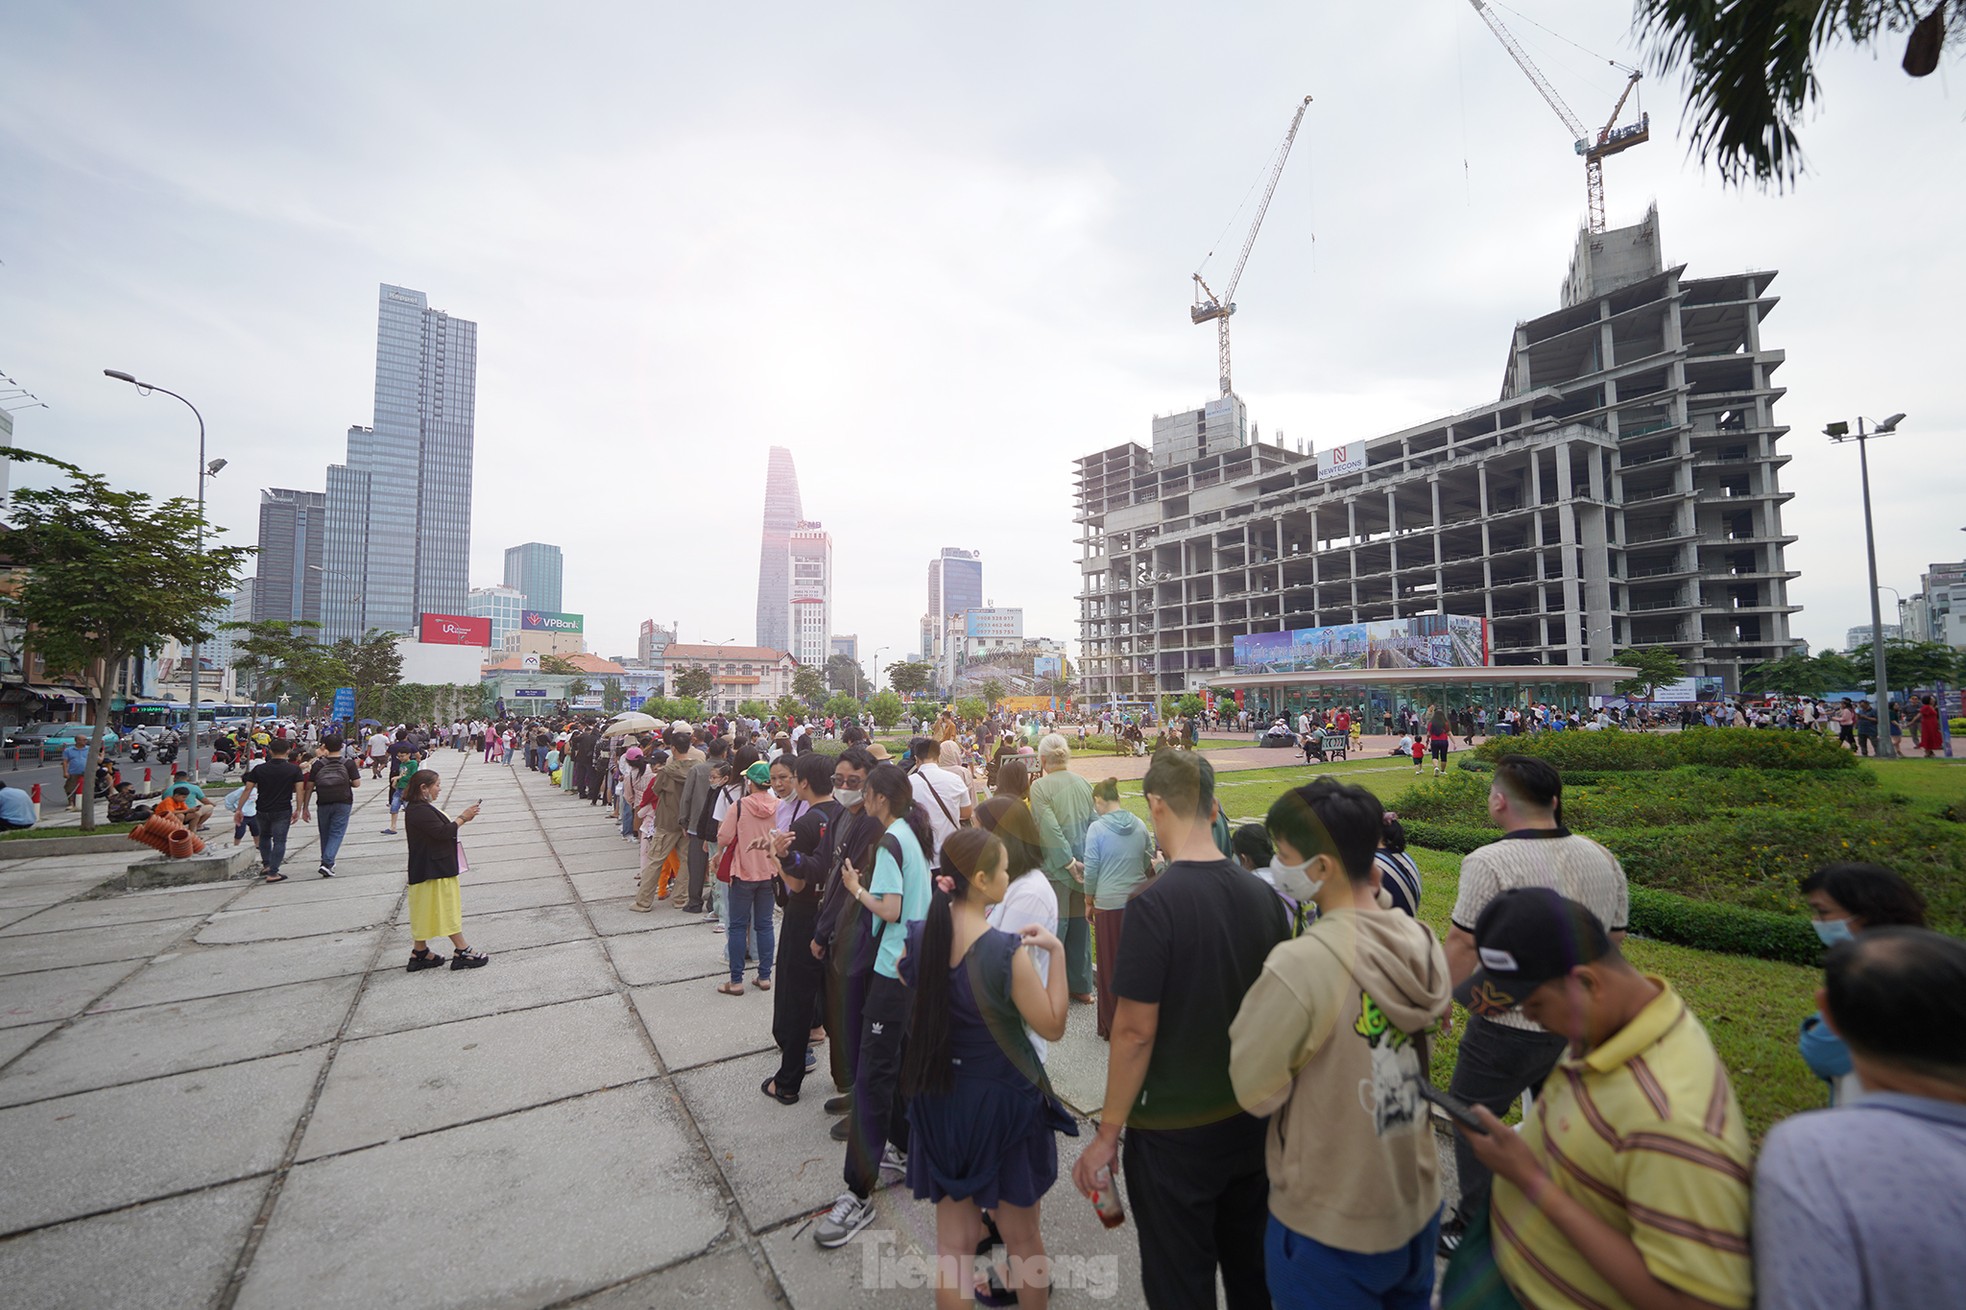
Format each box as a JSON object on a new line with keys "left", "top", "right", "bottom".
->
{"left": 297, "top": 734, "right": 361, "bottom": 878}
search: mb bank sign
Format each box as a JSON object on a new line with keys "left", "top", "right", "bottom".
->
{"left": 521, "top": 610, "right": 584, "bottom": 634}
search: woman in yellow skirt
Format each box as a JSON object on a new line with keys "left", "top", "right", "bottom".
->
{"left": 402, "top": 769, "right": 489, "bottom": 971}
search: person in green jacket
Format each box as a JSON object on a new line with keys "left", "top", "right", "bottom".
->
{"left": 1029, "top": 732, "right": 1096, "bottom": 1002}
{"left": 1083, "top": 776, "right": 1153, "bottom": 1039}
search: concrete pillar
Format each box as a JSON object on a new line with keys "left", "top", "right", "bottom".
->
{"left": 1478, "top": 463, "right": 1494, "bottom": 618}
{"left": 1556, "top": 448, "right": 1584, "bottom": 664}
{"left": 1387, "top": 490, "right": 1400, "bottom": 618}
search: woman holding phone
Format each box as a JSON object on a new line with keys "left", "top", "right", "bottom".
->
{"left": 402, "top": 770, "right": 489, "bottom": 972}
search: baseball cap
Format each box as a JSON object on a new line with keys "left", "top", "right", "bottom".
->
{"left": 743, "top": 760, "right": 772, "bottom": 785}
{"left": 622, "top": 747, "right": 644, "bottom": 762}
{"left": 1453, "top": 888, "right": 1612, "bottom": 1018}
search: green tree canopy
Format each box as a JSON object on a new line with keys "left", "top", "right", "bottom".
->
{"left": 737, "top": 698, "right": 771, "bottom": 720}
{"left": 792, "top": 665, "right": 827, "bottom": 703}
{"left": 7, "top": 459, "right": 253, "bottom": 829}
{"left": 601, "top": 677, "right": 625, "bottom": 714}
{"left": 1612, "top": 646, "right": 1687, "bottom": 700}
{"left": 224, "top": 619, "right": 349, "bottom": 720}
{"left": 538, "top": 654, "right": 580, "bottom": 676}
{"left": 329, "top": 629, "right": 404, "bottom": 721}
{"left": 980, "top": 678, "right": 1006, "bottom": 709}
{"left": 1849, "top": 639, "right": 1966, "bottom": 692}
{"left": 776, "top": 694, "right": 806, "bottom": 722}
{"left": 867, "top": 689, "right": 905, "bottom": 729}
{"left": 954, "top": 696, "right": 988, "bottom": 723}
{"left": 824, "top": 653, "right": 871, "bottom": 698}
{"left": 886, "top": 661, "right": 933, "bottom": 698}
{"left": 672, "top": 666, "right": 714, "bottom": 702}
{"left": 823, "top": 692, "right": 862, "bottom": 723}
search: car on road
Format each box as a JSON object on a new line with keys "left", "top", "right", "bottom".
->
{"left": 5, "top": 723, "right": 120, "bottom": 753}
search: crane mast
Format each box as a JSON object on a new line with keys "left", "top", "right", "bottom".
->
{"left": 1467, "top": 0, "right": 1649, "bottom": 233}
{"left": 1191, "top": 93, "right": 1312, "bottom": 398}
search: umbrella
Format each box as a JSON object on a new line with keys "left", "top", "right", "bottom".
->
{"left": 357, "top": 719, "right": 381, "bottom": 728}
{"left": 601, "top": 712, "right": 659, "bottom": 739}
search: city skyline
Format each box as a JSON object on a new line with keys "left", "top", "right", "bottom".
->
{"left": 3, "top": 3, "right": 1960, "bottom": 667}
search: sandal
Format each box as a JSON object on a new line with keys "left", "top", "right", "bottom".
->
{"left": 760, "top": 1076, "right": 799, "bottom": 1105}
{"left": 450, "top": 947, "right": 490, "bottom": 970}
{"left": 406, "top": 948, "right": 446, "bottom": 973}
{"left": 716, "top": 982, "right": 745, "bottom": 996}
{"left": 753, "top": 977, "right": 772, "bottom": 991}
{"left": 261, "top": 872, "right": 288, "bottom": 884}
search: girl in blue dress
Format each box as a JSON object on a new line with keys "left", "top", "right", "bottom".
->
{"left": 900, "top": 827, "right": 1074, "bottom": 1309}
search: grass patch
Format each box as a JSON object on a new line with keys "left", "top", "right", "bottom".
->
{"left": 1, "top": 821, "right": 139, "bottom": 840}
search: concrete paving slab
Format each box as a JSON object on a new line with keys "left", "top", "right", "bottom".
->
{"left": 0, "top": 887, "right": 87, "bottom": 912}
{"left": 0, "top": 1047, "right": 327, "bottom": 1233}
{"left": 0, "top": 959, "right": 138, "bottom": 1030}
{"left": 224, "top": 871, "right": 402, "bottom": 908}
{"left": 0, "top": 1177, "right": 267, "bottom": 1310}
{"left": 93, "top": 930, "right": 380, "bottom": 1011}
{"left": 235, "top": 1083, "right": 728, "bottom": 1310}
{"left": 0, "top": 975, "right": 361, "bottom": 1108}
{"left": 0, "top": 1020, "right": 57, "bottom": 1070}
{"left": 564, "top": 1241, "right": 778, "bottom": 1309}
{"left": 677, "top": 1051, "right": 850, "bottom": 1232}
{"left": 0, "top": 903, "right": 58, "bottom": 930}
{"left": 430, "top": 874, "right": 574, "bottom": 918}
{"left": 550, "top": 834, "right": 637, "bottom": 856}
{"left": 0, "top": 916, "right": 206, "bottom": 977}
{"left": 301, "top": 993, "right": 658, "bottom": 1159}
{"left": 557, "top": 847, "right": 643, "bottom": 875}
{"left": 347, "top": 938, "right": 617, "bottom": 1038}
{"left": 587, "top": 896, "right": 705, "bottom": 937}
{"left": 382, "top": 901, "right": 594, "bottom": 956}
{"left": 570, "top": 868, "right": 644, "bottom": 901}
{"left": 629, "top": 978, "right": 777, "bottom": 1072}
{"left": 0, "top": 884, "right": 241, "bottom": 936}
{"left": 196, "top": 890, "right": 399, "bottom": 945}
{"left": 606, "top": 922, "right": 738, "bottom": 987}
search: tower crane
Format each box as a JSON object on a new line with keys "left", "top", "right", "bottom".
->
{"left": 1191, "top": 93, "right": 1312, "bottom": 398}
{"left": 1467, "top": 0, "right": 1649, "bottom": 233}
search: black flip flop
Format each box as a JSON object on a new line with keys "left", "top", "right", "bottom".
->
{"left": 759, "top": 1077, "right": 799, "bottom": 1106}
{"left": 261, "top": 872, "right": 288, "bottom": 883}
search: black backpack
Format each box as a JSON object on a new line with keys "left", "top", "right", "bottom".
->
{"left": 312, "top": 756, "right": 353, "bottom": 802}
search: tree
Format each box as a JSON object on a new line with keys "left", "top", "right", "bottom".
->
{"left": 737, "top": 698, "right": 771, "bottom": 721}
{"left": 954, "top": 696, "right": 988, "bottom": 724}
{"left": 1849, "top": 639, "right": 1966, "bottom": 693}
{"left": 886, "top": 660, "right": 933, "bottom": 698}
{"left": 980, "top": 678, "right": 1006, "bottom": 709}
{"left": 867, "top": 689, "right": 905, "bottom": 729}
{"left": 538, "top": 654, "right": 580, "bottom": 676}
{"left": 1636, "top": 0, "right": 1958, "bottom": 189}
{"left": 825, "top": 653, "right": 871, "bottom": 698}
{"left": 567, "top": 677, "right": 590, "bottom": 701}
{"left": 1177, "top": 693, "right": 1206, "bottom": 722}
{"left": 823, "top": 691, "right": 863, "bottom": 724}
{"left": 792, "top": 665, "right": 827, "bottom": 704}
{"left": 1743, "top": 651, "right": 1831, "bottom": 696}
{"left": 329, "top": 629, "right": 404, "bottom": 721}
{"left": 672, "top": 666, "right": 713, "bottom": 702}
{"left": 776, "top": 694, "right": 806, "bottom": 722}
{"left": 6, "top": 459, "right": 253, "bottom": 829}
{"left": 601, "top": 677, "right": 625, "bottom": 714}
{"left": 225, "top": 619, "right": 350, "bottom": 727}
{"left": 1612, "top": 646, "right": 1687, "bottom": 701}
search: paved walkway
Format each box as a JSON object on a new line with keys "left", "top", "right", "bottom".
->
{"left": 0, "top": 752, "right": 1144, "bottom": 1308}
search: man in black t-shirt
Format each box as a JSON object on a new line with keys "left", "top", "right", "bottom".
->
{"left": 240, "top": 740, "right": 306, "bottom": 883}
{"left": 1072, "top": 749, "right": 1287, "bottom": 1310}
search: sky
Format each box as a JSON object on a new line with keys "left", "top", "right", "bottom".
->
{"left": 2, "top": 1, "right": 1960, "bottom": 670}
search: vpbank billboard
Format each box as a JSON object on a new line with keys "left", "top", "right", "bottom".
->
{"left": 521, "top": 610, "right": 584, "bottom": 634}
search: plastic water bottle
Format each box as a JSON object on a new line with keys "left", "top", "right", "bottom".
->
{"left": 1090, "top": 1166, "right": 1125, "bottom": 1229}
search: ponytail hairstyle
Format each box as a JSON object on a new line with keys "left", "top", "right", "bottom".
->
{"left": 901, "top": 827, "right": 1005, "bottom": 1098}
{"left": 1381, "top": 810, "right": 1409, "bottom": 854}
{"left": 866, "top": 761, "right": 934, "bottom": 857}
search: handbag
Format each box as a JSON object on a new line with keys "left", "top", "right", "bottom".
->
{"left": 715, "top": 839, "right": 738, "bottom": 884}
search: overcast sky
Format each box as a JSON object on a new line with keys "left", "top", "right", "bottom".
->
{"left": 2, "top": 1, "right": 1958, "bottom": 669}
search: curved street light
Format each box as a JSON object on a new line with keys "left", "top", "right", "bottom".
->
{"left": 104, "top": 369, "right": 217, "bottom": 779}
{"left": 1826, "top": 412, "right": 1906, "bottom": 758}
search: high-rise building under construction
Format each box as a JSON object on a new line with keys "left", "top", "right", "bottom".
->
{"left": 1074, "top": 207, "right": 1799, "bottom": 701}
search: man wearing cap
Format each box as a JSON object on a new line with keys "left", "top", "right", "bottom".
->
{"left": 1442, "top": 754, "right": 1627, "bottom": 1245}
{"left": 1444, "top": 889, "right": 1752, "bottom": 1310}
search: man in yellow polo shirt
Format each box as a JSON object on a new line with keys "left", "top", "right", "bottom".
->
{"left": 1445, "top": 888, "right": 1752, "bottom": 1310}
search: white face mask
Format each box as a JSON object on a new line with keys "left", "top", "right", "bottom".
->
{"left": 834, "top": 788, "right": 864, "bottom": 809}
{"left": 1267, "top": 854, "right": 1324, "bottom": 903}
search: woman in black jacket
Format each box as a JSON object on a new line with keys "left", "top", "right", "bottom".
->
{"left": 403, "top": 769, "right": 489, "bottom": 972}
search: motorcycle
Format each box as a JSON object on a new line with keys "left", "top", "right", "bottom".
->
{"left": 126, "top": 738, "right": 148, "bottom": 764}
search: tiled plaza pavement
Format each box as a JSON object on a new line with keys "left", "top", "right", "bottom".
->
{"left": 0, "top": 754, "right": 1143, "bottom": 1309}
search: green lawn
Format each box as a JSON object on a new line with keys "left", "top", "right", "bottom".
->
{"left": 1858, "top": 756, "right": 1966, "bottom": 812}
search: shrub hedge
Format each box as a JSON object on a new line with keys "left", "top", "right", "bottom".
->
{"left": 1625, "top": 886, "right": 1824, "bottom": 965}
{"left": 1469, "top": 726, "right": 1856, "bottom": 773}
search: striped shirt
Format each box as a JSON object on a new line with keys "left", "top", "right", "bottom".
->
{"left": 1451, "top": 828, "right": 1628, "bottom": 1032}
{"left": 1493, "top": 979, "right": 1753, "bottom": 1310}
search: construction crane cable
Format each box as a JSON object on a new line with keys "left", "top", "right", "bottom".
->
{"left": 1492, "top": 1, "right": 1631, "bottom": 73}
{"left": 1197, "top": 141, "right": 1288, "bottom": 277}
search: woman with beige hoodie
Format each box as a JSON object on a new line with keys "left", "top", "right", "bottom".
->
{"left": 716, "top": 760, "right": 781, "bottom": 995}
{"left": 1228, "top": 777, "right": 1452, "bottom": 1310}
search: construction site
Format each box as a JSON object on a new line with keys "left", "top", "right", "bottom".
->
{"left": 1073, "top": 3, "right": 1799, "bottom": 708}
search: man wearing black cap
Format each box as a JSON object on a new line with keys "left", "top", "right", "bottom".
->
{"left": 1443, "top": 888, "right": 1752, "bottom": 1310}
{"left": 1442, "top": 754, "right": 1627, "bottom": 1246}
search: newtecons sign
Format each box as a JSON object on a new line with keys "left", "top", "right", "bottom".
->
{"left": 521, "top": 610, "right": 584, "bottom": 634}
{"left": 418, "top": 613, "right": 492, "bottom": 647}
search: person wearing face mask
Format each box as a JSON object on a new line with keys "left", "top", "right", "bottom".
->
{"left": 1442, "top": 889, "right": 1751, "bottom": 1310}
{"left": 1228, "top": 778, "right": 1452, "bottom": 1309}
{"left": 1795, "top": 862, "right": 1929, "bottom": 1106}
{"left": 812, "top": 747, "right": 882, "bottom": 1139}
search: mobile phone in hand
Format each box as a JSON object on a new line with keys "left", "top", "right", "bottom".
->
{"left": 1418, "top": 1081, "right": 1488, "bottom": 1133}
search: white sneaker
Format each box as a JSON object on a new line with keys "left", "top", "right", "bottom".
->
{"left": 812, "top": 1191, "right": 876, "bottom": 1249}
{"left": 879, "top": 1143, "right": 906, "bottom": 1183}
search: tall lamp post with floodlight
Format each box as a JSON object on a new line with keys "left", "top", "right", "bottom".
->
{"left": 104, "top": 369, "right": 223, "bottom": 779}
{"left": 1826, "top": 412, "right": 1905, "bottom": 759}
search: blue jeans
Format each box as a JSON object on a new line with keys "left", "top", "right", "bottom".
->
{"left": 257, "top": 812, "right": 293, "bottom": 875}
{"left": 316, "top": 801, "right": 350, "bottom": 869}
{"left": 725, "top": 879, "right": 775, "bottom": 983}
{"left": 1265, "top": 1211, "right": 1439, "bottom": 1310}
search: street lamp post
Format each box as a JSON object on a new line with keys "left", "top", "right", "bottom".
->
{"left": 1826, "top": 412, "right": 1905, "bottom": 759}
{"left": 104, "top": 369, "right": 219, "bottom": 780}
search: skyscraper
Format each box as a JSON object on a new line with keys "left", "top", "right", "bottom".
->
{"left": 322, "top": 284, "right": 478, "bottom": 641}
{"left": 503, "top": 542, "right": 563, "bottom": 615}
{"left": 787, "top": 524, "right": 833, "bottom": 668}
{"left": 468, "top": 584, "right": 526, "bottom": 653}
{"left": 755, "top": 446, "right": 803, "bottom": 651}
{"left": 922, "top": 548, "right": 983, "bottom": 663}
{"left": 253, "top": 488, "right": 326, "bottom": 629}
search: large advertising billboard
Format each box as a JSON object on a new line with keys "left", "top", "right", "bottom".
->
{"left": 521, "top": 610, "right": 584, "bottom": 634}
{"left": 419, "top": 613, "right": 492, "bottom": 647}
{"left": 1232, "top": 615, "right": 1489, "bottom": 674}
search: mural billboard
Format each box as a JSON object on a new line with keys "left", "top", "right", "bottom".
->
{"left": 1232, "top": 615, "right": 1489, "bottom": 674}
